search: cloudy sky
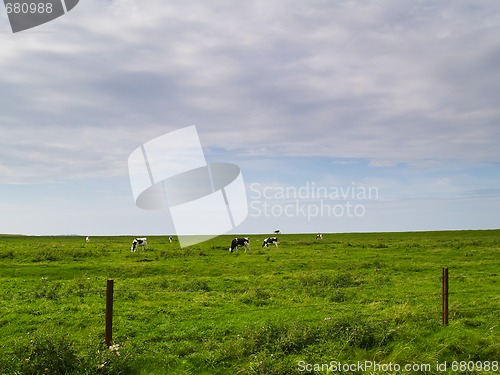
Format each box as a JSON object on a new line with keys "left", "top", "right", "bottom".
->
{"left": 0, "top": 0, "right": 499, "bottom": 237}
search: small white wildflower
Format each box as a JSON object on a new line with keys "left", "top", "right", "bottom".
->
{"left": 108, "top": 343, "right": 121, "bottom": 356}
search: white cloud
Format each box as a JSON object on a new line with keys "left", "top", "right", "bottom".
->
{"left": 2, "top": 1, "right": 499, "bottom": 180}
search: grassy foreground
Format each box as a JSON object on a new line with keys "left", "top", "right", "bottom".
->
{"left": 0, "top": 230, "right": 498, "bottom": 374}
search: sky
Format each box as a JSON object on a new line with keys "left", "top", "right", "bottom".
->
{"left": 0, "top": 0, "right": 499, "bottom": 237}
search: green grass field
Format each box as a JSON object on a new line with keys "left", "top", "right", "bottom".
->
{"left": 0, "top": 230, "right": 498, "bottom": 374}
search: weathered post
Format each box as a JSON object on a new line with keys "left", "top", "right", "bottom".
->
{"left": 105, "top": 279, "right": 114, "bottom": 347}
{"left": 442, "top": 268, "right": 449, "bottom": 326}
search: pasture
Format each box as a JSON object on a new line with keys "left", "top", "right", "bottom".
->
{"left": 0, "top": 230, "right": 498, "bottom": 374}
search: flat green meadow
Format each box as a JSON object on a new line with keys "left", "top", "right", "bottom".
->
{"left": 0, "top": 230, "right": 498, "bottom": 374}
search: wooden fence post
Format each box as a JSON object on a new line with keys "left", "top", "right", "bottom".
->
{"left": 442, "top": 268, "right": 449, "bottom": 326}
{"left": 105, "top": 279, "right": 114, "bottom": 347}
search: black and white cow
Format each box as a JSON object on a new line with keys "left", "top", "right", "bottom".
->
{"left": 168, "top": 236, "right": 173, "bottom": 243}
{"left": 131, "top": 237, "right": 148, "bottom": 252}
{"left": 274, "top": 230, "right": 281, "bottom": 234}
{"left": 229, "top": 237, "right": 250, "bottom": 253}
{"left": 316, "top": 233, "right": 323, "bottom": 240}
{"left": 262, "top": 237, "right": 279, "bottom": 248}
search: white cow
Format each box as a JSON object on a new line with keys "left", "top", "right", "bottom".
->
{"left": 262, "top": 237, "right": 279, "bottom": 248}
{"left": 131, "top": 237, "right": 148, "bottom": 252}
{"left": 229, "top": 237, "right": 250, "bottom": 253}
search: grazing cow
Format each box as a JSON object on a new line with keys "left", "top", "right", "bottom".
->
{"left": 262, "top": 237, "right": 279, "bottom": 248}
{"left": 274, "top": 230, "right": 281, "bottom": 234}
{"left": 131, "top": 237, "right": 148, "bottom": 252}
{"left": 316, "top": 233, "right": 323, "bottom": 240}
{"left": 85, "top": 236, "right": 90, "bottom": 243}
{"left": 168, "top": 236, "right": 173, "bottom": 243}
{"left": 229, "top": 237, "right": 250, "bottom": 253}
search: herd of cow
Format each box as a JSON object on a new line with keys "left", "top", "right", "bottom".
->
{"left": 85, "top": 231, "right": 323, "bottom": 253}
{"left": 227, "top": 232, "right": 323, "bottom": 252}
